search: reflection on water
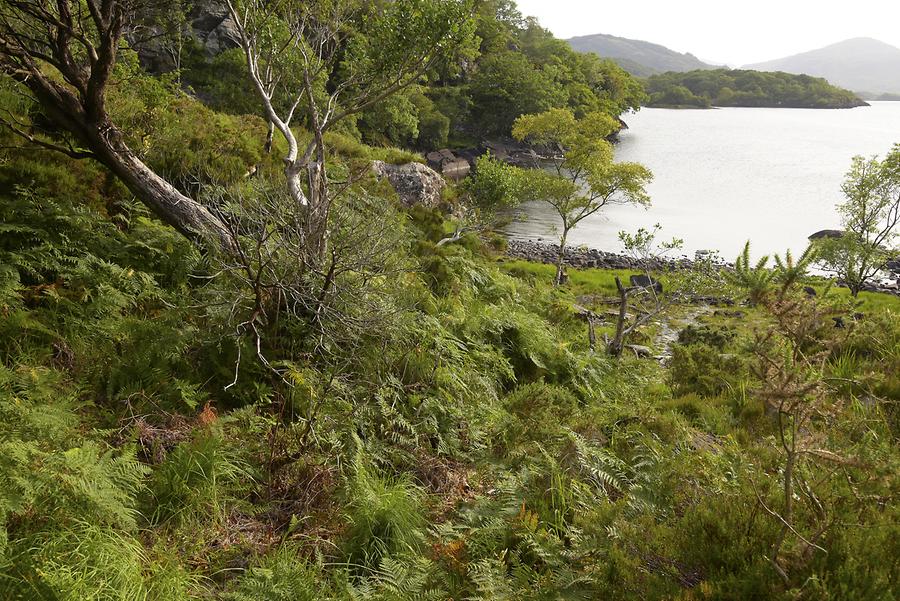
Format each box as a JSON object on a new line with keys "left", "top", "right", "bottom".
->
{"left": 502, "top": 102, "right": 900, "bottom": 260}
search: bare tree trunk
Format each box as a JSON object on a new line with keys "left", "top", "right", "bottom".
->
{"left": 285, "top": 160, "right": 308, "bottom": 206}
{"left": 89, "top": 126, "right": 235, "bottom": 251}
{"left": 0, "top": 5, "right": 235, "bottom": 254}
{"left": 226, "top": 0, "right": 311, "bottom": 211}
{"left": 305, "top": 160, "right": 329, "bottom": 260}
{"left": 609, "top": 276, "right": 629, "bottom": 356}
{"left": 555, "top": 229, "right": 569, "bottom": 286}
{"left": 770, "top": 450, "right": 795, "bottom": 584}
{"left": 16, "top": 81, "right": 233, "bottom": 252}
{"left": 587, "top": 315, "right": 596, "bottom": 352}
{"left": 264, "top": 120, "right": 274, "bottom": 154}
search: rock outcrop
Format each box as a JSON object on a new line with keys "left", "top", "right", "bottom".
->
{"left": 372, "top": 161, "right": 445, "bottom": 208}
{"left": 479, "top": 140, "right": 547, "bottom": 167}
{"left": 189, "top": 0, "right": 242, "bottom": 56}
{"left": 857, "top": 278, "right": 900, "bottom": 295}
{"left": 425, "top": 149, "right": 471, "bottom": 179}
{"left": 423, "top": 139, "right": 556, "bottom": 180}
{"left": 130, "top": 0, "right": 241, "bottom": 73}
{"left": 887, "top": 258, "right": 900, "bottom": 274}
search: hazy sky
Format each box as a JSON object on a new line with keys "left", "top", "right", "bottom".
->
{"left": 514, "top": 0, "right": 900, "bottom": 66}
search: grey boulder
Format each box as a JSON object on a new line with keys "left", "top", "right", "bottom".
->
{"left": 372, "top": 161, "right": 446, "bottom": 208}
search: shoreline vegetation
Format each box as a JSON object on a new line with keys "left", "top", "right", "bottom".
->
{"left": 644, "top": 68, "right": 868, "bottom": 109}
{"left": 504, "top": 238, "right": 900, "bottom": 297}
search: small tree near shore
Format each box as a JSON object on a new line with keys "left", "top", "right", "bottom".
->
{"left": 814, "top": 146, "right": 900, "bottom": 297}
{"left": 511, "top": 108, "right": 652, "bottom": 285}
{"left": 736, "top": 259, "right": 874, "bottom": 586}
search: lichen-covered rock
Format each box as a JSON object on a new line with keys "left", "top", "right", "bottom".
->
{"left": 372, "top": 161, "right": 445, "bottom": 208}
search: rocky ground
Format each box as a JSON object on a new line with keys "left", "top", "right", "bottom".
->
{"left": 857, "top": 278, "right": 900, "bottom": 295}
{"left": 652, "top": 306, "right": 715, "bottom": 364}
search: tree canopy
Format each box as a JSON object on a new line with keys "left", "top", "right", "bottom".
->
{"left": 178, "top": 0, "right": 646, "bottom": 147}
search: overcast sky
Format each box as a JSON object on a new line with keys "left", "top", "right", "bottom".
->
{"left": 514, "top": 0, "right": 900, "bottom": 66}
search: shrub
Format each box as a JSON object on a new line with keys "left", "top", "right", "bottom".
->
{"left": 835, "top": 309, "right": 900, "bottom": 436}
{"left": 506, "top": 382, "right": 578, "bottom": 428}
{"left": 415, "top": 241, "right": 457, "bottom": 297}
{"left": 676, "top": 324, "right": 735, "bottom": 350}
{"left": 226, "top": 546, "right": 321, "bottom": 601}
{"left": 147, "top": 429, "right": 252, "bottom": 526}
{"left": 659, "top": 393, "right": 735, "bottom": 435}
{"left": 1, "top": 523, "right": 179, "bottom": 601}
{"left": 343, "top": 459, "right": 425, "bottom": 572}
{"left": 0, "top": 365, "right": 148, "bottom": 558}
{"left": 668, "top": 343, "right": 745, "bottom": 398}
{"left": 492, "top": 382, "right": 582, "bottom": 458}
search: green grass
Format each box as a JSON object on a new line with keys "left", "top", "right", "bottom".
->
{"left": 824, "top": 286, "right": 900, "bottom": 312}
{"left": 499, "top": 260, "right": 643, "bottom": 297}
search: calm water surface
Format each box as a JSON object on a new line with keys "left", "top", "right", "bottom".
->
{"left": 503, "top": 102, "right": 900, "bottom": 259}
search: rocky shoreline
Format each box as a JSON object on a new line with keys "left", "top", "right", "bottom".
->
{"left": 502, "top": 238, "right": 708, "bottom": 272}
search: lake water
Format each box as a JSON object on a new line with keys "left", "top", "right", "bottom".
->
{"left": 503, "top": 102, "right": 900, "bottom": 260}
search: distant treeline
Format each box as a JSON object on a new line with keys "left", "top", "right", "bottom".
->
{"left": 644, "top": 69, "right": 867, "bottom": 109}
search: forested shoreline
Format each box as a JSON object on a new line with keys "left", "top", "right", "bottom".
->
{"left": 645, "top": 69, "right": 868, "bottom": 109}
{"left": 1, "top": 1, "right": 898, "bottom": 599}
{"left": 163, "top": 0, "right": 645, "bottom": 150}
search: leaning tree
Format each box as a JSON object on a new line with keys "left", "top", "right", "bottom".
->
{"left": 0, "top": 0, "right": 234, "bottom": 250}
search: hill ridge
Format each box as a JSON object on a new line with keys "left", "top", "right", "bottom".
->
{"left": 566, "top": 32, "right": 719, "bottom": 78}
{"left": 745, "top": 38, "right": 900, "bottom": 96}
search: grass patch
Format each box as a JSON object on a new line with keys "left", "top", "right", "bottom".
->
{"left": 827, "top": 286, "right": 900, "bottom": 312}
{"left": 499, "top": 260, "right": 645, "bottom": 296}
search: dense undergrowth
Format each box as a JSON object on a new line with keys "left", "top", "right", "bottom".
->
{"left": 1, "top": 34, "right": 899, "bottom": 600}
{"left": 2, "top": 125, "right": 899, "bottom": 599}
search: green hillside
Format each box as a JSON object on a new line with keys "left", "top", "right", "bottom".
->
{"left": 567, "top": 32, "right": 718, "bottom": 76}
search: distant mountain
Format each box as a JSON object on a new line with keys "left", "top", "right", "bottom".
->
{"left": 567, "top": 33, "right": 719, "bottom": 77}
{"left": 745, "top": 38, "right": 900, "bottom": 96}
